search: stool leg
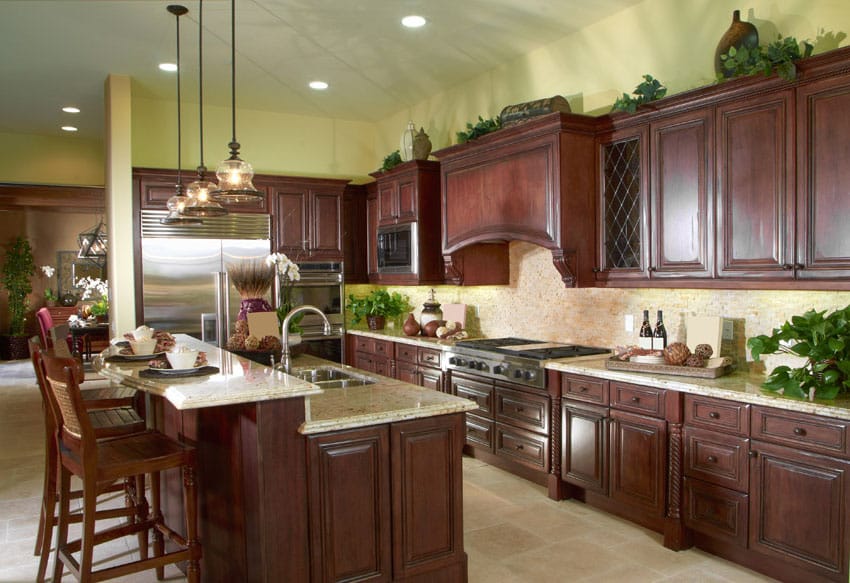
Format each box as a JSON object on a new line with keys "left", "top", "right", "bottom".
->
{"left": 35, "top": 446, "right": 58, "bottom": 582}
{"left": 151, "top": 470, "right": 164, "bottom": 580}
{"left": 183, "top": 464, "right": 201, "bottom": 583}
{"left": 136, "top": 474, "right": 150, "bottom": 562}
{"left": 79, "top": 479, "right": 98, "bottom": 583}
{"left": 52, "top": 466, "right": 71, "bottom": 583}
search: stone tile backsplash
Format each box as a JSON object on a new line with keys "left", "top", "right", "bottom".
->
{"left": 348, "top": 242, "right": 850, "bottom": 372}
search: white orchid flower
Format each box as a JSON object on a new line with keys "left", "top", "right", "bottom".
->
{"left": 41, "top": 265, "right": 55, "bottom": 278}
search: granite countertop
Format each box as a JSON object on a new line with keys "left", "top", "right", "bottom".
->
{"left": 346, "top": 326, "right": 461, "bottom": 350}
{"left": 545, "top": 357, "right": 850, "bottom": 421}
{"left": 95, "top": 334, "right": 477, "bottom": 430}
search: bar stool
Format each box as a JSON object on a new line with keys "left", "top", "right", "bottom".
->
{"left": 41, "top": 350, "right": 201, "bottom": 583}
{"left": 29, "top": 337, "right": 147, "bottom": 583}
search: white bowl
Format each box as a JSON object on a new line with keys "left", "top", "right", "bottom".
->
{"left": 129, "top": 338, "right": 158, "bottom": 355}
{"left": 166, "top": 349, "right": 199, "bottom": 370}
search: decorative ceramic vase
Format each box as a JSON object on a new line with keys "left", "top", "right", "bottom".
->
{"left": 402, "top": 313, "right": 421, "bottom": 336}
{"left": 366, "top": 315, "right": 386, "bottom": 330}
{"left": 715, "top": 9, "right": 759, "bottom": 77}
{"left": 60, "top": 293, "right": 77, "bottom": 307}
{"left": 412, "top": 128, "right": 432, "bottom": 160}
{"left": 419, "top": 289, "right": 443, "bottom": 330}
{"left": 238, "top": 297, "right": 273, "bottom": 321}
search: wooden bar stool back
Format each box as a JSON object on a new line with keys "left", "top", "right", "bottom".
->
{"left": 41, "top": 350, "right": 201, "bottom": 583}
{"left": 29, "top": 337, "right": 147, "bottom": 583}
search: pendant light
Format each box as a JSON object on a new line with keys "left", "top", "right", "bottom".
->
{"left": 209, "top": 0, "right": 262, "bottom": 204}
{"left": 162, "top": 4, "right": 203, "bottom": 225}
{"left": 183, "top": 0, "right": 228, "bottom": 218}
{"left": 78, "top": 219, "right": 108, "bottom": 267}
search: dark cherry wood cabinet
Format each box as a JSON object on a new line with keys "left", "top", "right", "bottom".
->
{"left": 343, "top": 184, "right": 368, "bottom": 283}
{"left": 796, "top": 71, "right": 850, "bottom": 281}
{"left": 436, "top": 113, "right": 598, "bottom": 287}
{"left": 394, "top": 343, "right": 444, "bottom": 392}
{"left": 348, "top": 335, "right": 393, "bottom": 377}
{"left": 271, "top": 178, "right": 348, "bottom": 261}
{"left": 366, "top": 185, "right": 379, "bottom": 278}
{"left": 368, "top": 160, "right": 444, "bottom": 285}
{"left": 609, "top": 409, "right": 667, "bottom": 516}
{"left": 561, "top": 402, "right": 608, "bottom": 494}
{"left": 135, "top": 167, "right": 270, "bottom": 212}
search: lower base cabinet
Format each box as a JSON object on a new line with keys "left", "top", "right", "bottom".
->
{"left": 307, "top": 414, "right": 467, "bottom": 582}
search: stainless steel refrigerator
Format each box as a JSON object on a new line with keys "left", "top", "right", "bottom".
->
{"left": 140, "top": 210, "right": 271, "bottom": 346}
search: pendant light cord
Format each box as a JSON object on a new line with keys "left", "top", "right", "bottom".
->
{"left": 175, "top": 9, "right": 183, "bottom": 191}
{"left": 198, "top": 0, "right": 206, "bottom": 175}
{"left": 228, "top": 0, "right": 239, "bottom": 157}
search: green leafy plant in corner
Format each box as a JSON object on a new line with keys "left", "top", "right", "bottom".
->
{"left": 718, "top": 35, "right": 814, "bottom": 81}
{"left": 380, "top": 150, "right": 403, "bottom": 172}
{"left": 346, "top": 289, "right": 410, "bottom": 325}
{"left": 456, "top": 115, "right": 501, "bottom": 144}
{"left": 1, "top": 236, "right": 36, "bottom": 336}
{"left": 747, "top": 304, "right": 850, "bottom": 400}
{"left": 611, "top": 75, "right": 667, "bottom": 113}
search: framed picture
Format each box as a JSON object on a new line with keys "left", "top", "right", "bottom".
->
{"left": 56, "top": 250, "right": 105, "bottom": 296}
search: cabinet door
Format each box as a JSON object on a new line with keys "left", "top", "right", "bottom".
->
{"left": 650, "top": 108, "right": 714, "bottom": 278}
{"left": 374, "top": 356, "right": 390, "bottom": 378}
{"left": 749, "top": 439, "right": 850, "bottom": 578}
{"left": 796, "top": 73, "right": 850, "bottom": 279}
{"left": 343, "top": 187, "right": 368, "bottom": 283}
{"left": 137, "top": 174, "right": 177, "bottom": 210}
{"left": 307, "top": 426, "right": 391, "bottom": 583}
{"left": 562, "top": 402, "right": 608, "bottom": 494}
{"left": 395, "top": 360, "right": 418, "bottom": 385}
{"left": 366, "top": 193, "right": 379, "bottom": 277}
{"left": 396, "top": 177, "right": 417, "bottom": 222}
{"left": 597, "top": 126, "right": 650, "bottom": 281}
{"left": 419, "top": 367, "right": 443, "bottom": 392}
{"left": 391, "top": 415, "right": 465, "bottom": 580}
{"left": 353, "top": 351, "right": 375, "bottom": 373}
{"left": 273, "top": 188, "right": 308, "bottom": 254}
{"left": 716, "top": 91, "right": 795, "bottom": 278}
{"left": 310, "top": 191, "right": 342, "bottom": 259}
{"left": 377, "top": 181, "right": 398, "bottom": 225}
{"left": 610, "top": 409, "right": 667, "bottom": 516}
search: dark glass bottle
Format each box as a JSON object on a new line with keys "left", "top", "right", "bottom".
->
{"left": 653, "top": 310, "right": 667, "bottom": 349}
{"left": 639, "top": 309, "right": 654, "bottom": 349}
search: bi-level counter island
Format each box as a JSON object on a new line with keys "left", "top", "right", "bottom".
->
{"left": 95, "top": 335, "right": 476, "bottom": 583}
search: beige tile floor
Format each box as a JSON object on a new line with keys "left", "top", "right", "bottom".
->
{"left": 0, "top": 359, "right": 776, "bottom": 582}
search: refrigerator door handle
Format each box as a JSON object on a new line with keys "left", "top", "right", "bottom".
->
{"left": 214, "top": 272, "right": 231, "bottom": 348}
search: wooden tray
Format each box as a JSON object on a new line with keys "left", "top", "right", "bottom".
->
{"left": 605, "top": 356, "right": 733, "bottom": 379}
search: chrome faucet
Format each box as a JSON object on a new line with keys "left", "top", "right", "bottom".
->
{"left": 278, "top": 304, "right": 332, "bottom": 374}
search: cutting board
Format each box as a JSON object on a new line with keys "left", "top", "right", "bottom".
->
{"left": 442, "top": 303, "right": 467, "bottom": 329}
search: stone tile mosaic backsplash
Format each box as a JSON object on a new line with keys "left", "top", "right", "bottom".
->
{"left": 347, "top": 242, "right": 850, "bottom": 374}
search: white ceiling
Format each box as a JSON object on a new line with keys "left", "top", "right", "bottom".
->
{"left": 0, "top": 0, "right": 642, "bottom": 140}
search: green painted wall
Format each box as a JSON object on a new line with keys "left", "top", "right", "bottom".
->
{"left": 0, "top": 131, "right": 104, "bottom": 186}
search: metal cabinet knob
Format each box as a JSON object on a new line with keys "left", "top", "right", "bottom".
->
{"left": 708, "top": 411, "right": 720, "bottom": 419}
{"left": 793, "top": 427, "right": 807, "bottom": 436}
{"left": 631, "top": 396, "right": 640, "bottom": 403}
{"left": 706, "top": 455, "right": 717, "bottom": 463}
{"left": 748, "top": 451, "right": 758, "bottom": 458}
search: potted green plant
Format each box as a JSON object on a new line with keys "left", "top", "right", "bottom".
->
{"left": 346, "top": 289, "right": 410, "bottom": 330}
{"left": 1, "top": 236, "right": 36, "bottom": 359}
{"left": 748, "top": 304, "right": 850, "bottom": 400}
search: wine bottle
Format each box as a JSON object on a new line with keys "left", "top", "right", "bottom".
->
{"left": 653, "top": 310, "right": 667, "bottom": 349}
{"left": 638, "top": 310, "right": 654, "bottom": 350}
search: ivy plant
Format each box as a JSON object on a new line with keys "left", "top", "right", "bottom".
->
{"left": 748, "top": 305, "right": 850, "bottom": 400}
{"left": 456, "top": 115, "right": 501, "bottom": 144}
{"left": 380, "top": 150, "right": 403, "bottom": 172}
{"left": 611, "top": 75, "right": 667, "bottom": 114}
{"left": 718, "top": 35, "right": 814, "bottom": 81}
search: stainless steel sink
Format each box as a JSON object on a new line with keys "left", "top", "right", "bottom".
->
{"left": 290, "top": 365, "right": 377, "bottom": 388}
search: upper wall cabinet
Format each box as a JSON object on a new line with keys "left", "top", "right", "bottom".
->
{"left": 135, "top": 167, "right": 270, "bottom": 213}
{"left": 269, "top": 177, "right": 348, "bottom": 261}
{"left": 436, "top": 113, "right": 598, "bottom": 287}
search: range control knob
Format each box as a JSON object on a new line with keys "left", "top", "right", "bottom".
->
{"left": 493, "top": 365, "right": 504, "bottom": 375}
{"left": 468, "top": 361, "right": 477, "bottom": 369}
{"left": 524, "top": 370, "right": 536, "bottom": 381}
{"left": 448, "top": 357, "right": 458, "bottom": 365}
{"left": 514, "top": 370, "right": 523, "bottom": 379}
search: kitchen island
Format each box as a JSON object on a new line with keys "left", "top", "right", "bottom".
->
{"left": 95, "top": 336, "right": 476, "bottom": 582}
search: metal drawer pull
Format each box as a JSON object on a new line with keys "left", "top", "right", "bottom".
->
{"left": 793, "top": 427, "right": 807, "bottom": 436}
{"left": 748, "top": 451, "right": 758, "bottom": 458}
{"left": 515, "top": 444, "right": 524, "bottom": 450}
{"left": 631, "top": 396, "right": 640, "bottom": 403}
{"left": 468, "top": 396, "right": 478, "bottom": 403}
{"left": 516, "top": 406, "right": 525, "bottom": 413}
{"left": 706, "top": 455, "right": 717, "bottom": 463}
{"left": 708, "top": 411, "right": 720, "bottom": 419}
{"left": 579, "top": 386, "right": 588, "bottom": 392}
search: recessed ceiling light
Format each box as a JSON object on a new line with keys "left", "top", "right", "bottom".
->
{"left": 309, "top": 81, "right": 329, "bottom": 90}
{"left": 62, "top": 106, "right": 80, "bottom": 114}
{"left": 61, "top": 126, "right": 78, "bottom": 132}
{"left": 159, "top": 62, "right": 178, "bottom": 72}
{"left": 401, "top": 15, "right": 426, "bottom": 28}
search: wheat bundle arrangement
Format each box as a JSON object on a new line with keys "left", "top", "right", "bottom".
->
{"left": 226, "top": 260, "right": 275, "bottom": 300}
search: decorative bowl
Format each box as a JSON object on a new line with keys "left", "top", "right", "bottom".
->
{"left": 166, "top": 349, "right": 200, "bottom": 370}
{"left": 129, "top": 338, "right": 158, "bottom": 355}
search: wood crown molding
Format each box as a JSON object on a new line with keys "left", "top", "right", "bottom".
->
{"left": 0, "top": 183, "right": 105, "bottom": 212}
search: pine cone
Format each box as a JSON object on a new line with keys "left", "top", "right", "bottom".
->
{"left": 235, "top": 319, "right": 250, "bottom": 335}
{"left": 259, "top": 335, "right": 282, "bottom": 352}
{"left": 244, "top": 335, "right": 261, "bottom": 351}
{"left": 684, "top": 354, "right": 706, "bottom": 367}
{"left": 694, "top": 343, "right": 714, "bottom": 359}
{"left": 227, "top": 333, "right": 246, "bottom": 350}
{"left": 663, "top": 342, "right": 691, "bottom": 366}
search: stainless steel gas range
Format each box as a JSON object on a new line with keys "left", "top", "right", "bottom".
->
{"left": 445, "top": 337, "right": 610, "bottom": 390}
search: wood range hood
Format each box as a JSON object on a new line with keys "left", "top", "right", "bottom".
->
{"left": 434, "top": 112, "right": 599, "bottom": 287}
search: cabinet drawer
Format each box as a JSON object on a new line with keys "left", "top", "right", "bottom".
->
{"left": 417, "top": 347, "right": 441, "bottom": 368}
{"left": 684, "top": 395, "right": 750, "bottom": 435}
{"left": 372, "top": 339, "right": 393, "bottom": 358}
{"left": 354, "top": 337, "right": 374, "bottom": 353}
{"left": 465, "top": 413, "right": 494, "bottom": 451}
{"left": 684, "top": 477, "right": 748, "bottom": 548}
{"left": 562, "top": 374, "right": 609, "bottom": 405}
{"left": 395, "top": 343, "right": 417, "bottom": 363}
{"left": 495, "top": 423, "right": 549, "bottom": 472}
{"left": 684, "top": 427, "right": 749, "bottom": 491}
{"left": 751, "top": 407, "right": 849, "bottom": 458}
{"left": 455, "top": 382, "right": 493, "bottom": 416}
{"left": 495, "top": 386, "right": 549, "bottom": 434}
{"left": 611, "top": 382, "right": 665, "bottom": 417}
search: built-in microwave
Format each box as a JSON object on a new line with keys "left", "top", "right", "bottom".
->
{"left": 377, "top": 222, "right": 418, "bottom": 274}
